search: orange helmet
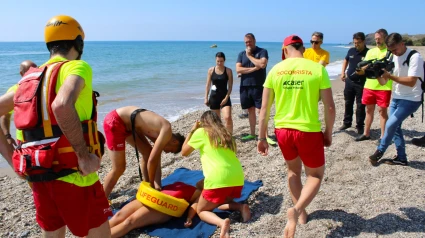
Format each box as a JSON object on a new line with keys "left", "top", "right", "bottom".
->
{"left": 44, "top": 15, "right": 85, "bottom": 43}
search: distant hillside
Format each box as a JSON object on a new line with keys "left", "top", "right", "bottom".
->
{"left": 365, "top": 33, "right": 425, "bottom": 46}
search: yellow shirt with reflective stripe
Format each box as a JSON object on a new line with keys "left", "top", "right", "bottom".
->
{"left": 41, "top": 56, "right": 98, "bottom": 187}
{"left": 264, "top": 58, "right": 331, "bottom": 132}
{"left": 303, "top": 48, "right": 330, "bottom": 65}
{"left": 364, "top": 47, "right": 393, "bottom": 90}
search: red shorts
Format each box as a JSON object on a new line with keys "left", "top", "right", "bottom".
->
{"left": 275, "top": 128, "right": 325, "bottom": 168}
{"left": 362, "top": 88, "right": 391, "bottom": 108}
{"left": 161, "top": 182, "right": 197, "bottom": 202}
{"left": 32, "top": 180, "right": 112, "bottom": 237}
{"left": 202, "top": 186, "right": 243, "bottom": 204}
{"left": 103, "top": 110, "right": 131, "bottom": 151}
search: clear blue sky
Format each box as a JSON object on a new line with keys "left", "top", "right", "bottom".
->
{"left": 1, "top": 0, "right": 424, "bottom": 43}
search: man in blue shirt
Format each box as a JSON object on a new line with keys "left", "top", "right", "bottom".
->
{"left": 236, "top": 33, "right": 269, "bottom": 141}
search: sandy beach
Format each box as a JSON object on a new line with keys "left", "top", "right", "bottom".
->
{"left": 1, "top": 46, "right": 425, "bottom": 237}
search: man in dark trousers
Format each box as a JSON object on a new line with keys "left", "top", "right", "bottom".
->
{"left": 339, "top": 32, "right": 369, "bottom": 135}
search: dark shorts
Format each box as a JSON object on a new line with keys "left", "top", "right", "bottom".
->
{"left": 240, "top": 86, "right": 263, "bottom": 109}
{"left": 209, "top": 92, "right": 231, "bottom": 110}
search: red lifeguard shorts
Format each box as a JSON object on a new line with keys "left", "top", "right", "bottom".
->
{"left": 275, "top": 128, "right": 325, "bottom": 168}
{"left": 32, "top": 180, "right": 112, "bottom": 237}
{"left": 362, "top": 88, "right": 391, "bottom": 108}
{"left": 202, "top": 186, "right": 243, "bottom": 204}
{"left": 161, "top": 182, "right": 197, "bottom": 202}
{"left": 103, "top": 110, "right": 131, "bottom": 151}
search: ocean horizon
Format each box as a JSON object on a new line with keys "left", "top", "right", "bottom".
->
{"left": 0, "top": 41, "right": 349, "bottom": 168}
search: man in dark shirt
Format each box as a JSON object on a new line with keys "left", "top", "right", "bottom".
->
{"left": 339, "top": 32, "right": 369, "bottom": 135}
{"left": 236, "top": 33, "right": 269, "bottom": 141}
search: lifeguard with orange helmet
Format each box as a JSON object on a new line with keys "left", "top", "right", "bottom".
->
{"left": 0, "top": 15, "right": 112, "bottom": 237}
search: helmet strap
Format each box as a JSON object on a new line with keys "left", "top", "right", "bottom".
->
{"left": 74, "top": 35, "right": 84, "bottom": 59}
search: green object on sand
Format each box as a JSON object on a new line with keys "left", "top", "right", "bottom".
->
{"left": 241, "top": 134, "right": 256, "bottom": 141}
{"left": 266, "top": 137, "right": 276, "bottom": 145}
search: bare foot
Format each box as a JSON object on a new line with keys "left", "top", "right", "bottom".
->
{"left": 283, "top": 207, "right": 299, "bottom": 238}
{"left": 220, "top": 218, "right": 230, "bottom": 238}
{"left": 298, "top": 209, "right": 308, "bottom": 224}
{"left": 241, "top": 204, "right": 252, "bottom": 222}
{"left": 184, "top": 218, "right": 192, "bottom": 228}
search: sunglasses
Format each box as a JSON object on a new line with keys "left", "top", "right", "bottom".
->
{"left": 310, "top": 40, "right": 322, "bottom": 44}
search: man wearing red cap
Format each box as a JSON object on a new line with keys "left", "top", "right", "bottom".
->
{"left": 257, "top": 35, "right": 335, "bottom": 238}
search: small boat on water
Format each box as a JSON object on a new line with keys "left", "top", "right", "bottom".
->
{"left": 210, "top": 44, "right": 217, "bottom": 48}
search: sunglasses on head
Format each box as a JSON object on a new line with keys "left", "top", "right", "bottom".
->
{"left": 310, "top": 40, "right": 321, "bottom": 44}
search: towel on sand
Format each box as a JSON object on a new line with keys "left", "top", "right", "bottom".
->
{"left": 113, "top": 167, "right": 263, "bottom": 238}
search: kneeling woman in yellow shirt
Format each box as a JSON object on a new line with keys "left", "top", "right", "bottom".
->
{"left": 182, "top": 111, "right": 251, "bottom": 238}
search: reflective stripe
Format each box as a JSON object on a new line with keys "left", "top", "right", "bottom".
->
{"left": 18, "top": 72, "right": 43, "bottom": 83}
{"left": 41, "top": 63, "right": 59, "bottom": 138}
{"left": 88, "top": 120, "right": 94, "bottom": 149}
{"left": 19, "top": 155, "right": 24, "bottom": 172}
{"left": 21, "top": 137, "right": 59, "bottom": 148}
{"left": 35, "top": 150, "right": 40, "bottom": 166}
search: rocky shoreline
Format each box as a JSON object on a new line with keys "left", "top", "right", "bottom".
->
{"left": 2, "top": 47, "right": 425, "bottom": 237}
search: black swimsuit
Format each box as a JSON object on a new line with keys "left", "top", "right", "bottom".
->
{"left": 208, "top": 67, "right": 232, "bottom": 110}
{"left": 130, "top": 108, "right": 147, "bottom": 180}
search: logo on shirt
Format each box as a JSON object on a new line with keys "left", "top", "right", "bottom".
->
{"left": 349, "top": 55, "right": 354, "bottom": 58}
{"left": 282, "top": 80, "right": 304, "bottom": 89}
{"left": 283, "top": 80, "right": 304, "bottom": 86}
{"left": 277, "top": 70, "right": 312, "bottom": 76}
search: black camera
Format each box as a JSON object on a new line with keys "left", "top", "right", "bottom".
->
{"left": 354, "top": 51, "right": 394, "bottom": 79}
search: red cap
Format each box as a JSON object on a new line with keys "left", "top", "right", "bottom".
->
{"left": 281, "top": 35, "right": 303, "bottom": 60}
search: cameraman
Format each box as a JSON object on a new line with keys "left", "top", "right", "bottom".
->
{"left": 369, "top": 33, "right": 424, "bottom": 166}
{"left": 339, "top": 32, "right": 369, "bottom": 135}
{"left": 355, "top": 29, "right": 391, "bottom": 142}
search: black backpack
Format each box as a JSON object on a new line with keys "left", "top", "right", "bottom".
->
{"left": 404, "top": 50, "right": 425, "bottom": 122}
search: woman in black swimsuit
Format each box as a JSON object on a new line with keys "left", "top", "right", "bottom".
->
{"left": 204, "top": 52, "right": 233, "bottom": 133}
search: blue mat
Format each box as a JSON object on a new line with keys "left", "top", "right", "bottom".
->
{"left": 114, "top": 167, "right": 263, "bottom": 238}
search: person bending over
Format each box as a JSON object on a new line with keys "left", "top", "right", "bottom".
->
{"left": 103, "top": 106, "right": 184, "bottom": 197}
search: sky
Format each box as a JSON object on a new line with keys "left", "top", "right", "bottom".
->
{"left": 1, "top": 0, "right": 424, "bottom": 43}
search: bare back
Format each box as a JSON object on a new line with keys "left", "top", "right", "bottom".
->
{"left": 116, "top": 106, "right": 171, "bottom": 142}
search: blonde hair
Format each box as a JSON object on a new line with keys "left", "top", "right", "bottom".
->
{"left": 200, "top": 111, "right": 236, "bottom": 152}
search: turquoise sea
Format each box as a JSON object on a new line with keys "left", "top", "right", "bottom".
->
{"left": 0, "top": 41, "right": 350, "bottom": 167}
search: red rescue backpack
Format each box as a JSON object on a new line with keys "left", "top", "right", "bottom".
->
{"left": 12, "top": 61, "right": 105, "bottom": 182}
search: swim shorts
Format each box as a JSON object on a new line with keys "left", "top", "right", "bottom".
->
{"left": 362, "top": 88, "right": 391, "bottom": 108}
{"left": 103, "top": 110, "right": 131, "bottom": 151}
{"left": 202, "top": 186, "right": 243, "bottom": 204}
{"left": 32, "top": 180, "right": 112, "bottom": 236}
{"left": 161, "top": 182, "right": 197, "bottom": 202}
{"left": 240, "top": 86, "right": 263, "bottom": 109}
{"left": 275, "top": 128, "right": 325, "bottom": 168}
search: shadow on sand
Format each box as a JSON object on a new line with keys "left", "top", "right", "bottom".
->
{"left": 309, "top": 207, "right": 425, "bottom": 237}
